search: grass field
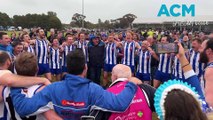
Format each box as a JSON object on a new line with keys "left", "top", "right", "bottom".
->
{"left": 0, "top": 31, "right": 51, "bottom": 38}
{"left": 0, "top": 31, "right": 20, "bottom": 36}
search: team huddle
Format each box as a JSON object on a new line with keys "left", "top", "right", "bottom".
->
{"left": 0, "top": 29, "right": 207, "bottom": 86}
{"left": 0, "top": 29, "right": 213, "bottom": 120}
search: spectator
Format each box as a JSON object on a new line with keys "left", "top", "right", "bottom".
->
{"left": 182, "top": 35, "right": 191, "bottom": 49}
{"left": 88, "top": 36, "right": 105, "bottom": 84}
{"left": 57, "top": 31, "right": 66, "bottom": 45}
{"left": 11, "top": 41, "right": 23, "bottom": 61}
{"left": 154, "top": 81, "right": 207, "bottom": 120}
{"left": 199, "top": 38, "right": 213, "bottom": 108}
{"left": 89, "top": 64, "right": 155, "bottom": 120}
{"left": 48, "top": 28, "right": 55, "bottom": 43}
{"left": 0, "top": 32, "right": 12, "bottom": 54}
{"left": 154, "top": 42, "right": 207, "bottom": 120}
{"left": 11, "top": 32, "right": 17, "bottom": 42}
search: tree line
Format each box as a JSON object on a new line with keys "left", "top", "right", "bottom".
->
{"left": 0, "top": 11, "right": 137, "bottom": 30}
{"left": 0, "top": 11, "right": 62, "bottom": 30}
{"left": 71, "top": 13, "right": 137, "bottom": 29}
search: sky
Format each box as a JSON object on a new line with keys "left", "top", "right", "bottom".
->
{"left": 0, "top": 0, "right": 213, "bottom": 24}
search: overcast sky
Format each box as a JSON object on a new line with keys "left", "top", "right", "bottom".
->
{"left": 0, "top": 0, "right": 213, "bottom": 24}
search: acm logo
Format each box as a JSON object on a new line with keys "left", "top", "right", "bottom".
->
{"left": 157, "top": 4, "right": 195, "bottom": 17}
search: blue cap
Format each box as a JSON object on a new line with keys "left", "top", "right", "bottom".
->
{"left": 101, "top": 34, "right": 107, "bottom": 37}
{"left": 89, "top": 35, "right": 99, "bottom": 40}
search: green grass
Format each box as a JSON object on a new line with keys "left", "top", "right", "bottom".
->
{"left": 0, "top": 31, "right": 20, "bottom": 37}
{"left": 0, "top": 31, "right": 51, "bottom": 37}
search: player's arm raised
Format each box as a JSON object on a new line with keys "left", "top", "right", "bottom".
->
{"left": 145, "top": 42, "right": 159, "bottom": 61}
{"left": 0, "top": 70, "right": 50, "bottom": 87}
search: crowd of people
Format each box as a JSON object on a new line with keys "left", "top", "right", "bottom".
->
{"left": 0, "top": 28, "right": 213, "bottom": 120}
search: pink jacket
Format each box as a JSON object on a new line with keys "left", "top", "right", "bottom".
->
{"left": 107, "top": 78, "right": 152, "bottom": 120}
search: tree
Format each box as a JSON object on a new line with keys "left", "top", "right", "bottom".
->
{"left": 71, "top": 13, "right": 86, "bottom": 27}
{"left": 123, "top": 13, "right": 137, "bottom": 28}
{"left": 47, "top": 11, "right": 57, "bottom": 16}
{"left": 48, "top": 16, "right": 62, "bottom": 29}
{"left": 13, "top": 12, "right": 62, "bottom": 29}
{"left": 97, "top": 18, "right": 102, "bottom": 29}
{"left": 111, "top": 13, "right": 137, "bottom": 29}
{"left": 0, "top": 12, "right": 12, "bottom": 27}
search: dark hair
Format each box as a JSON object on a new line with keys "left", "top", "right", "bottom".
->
{"left": 78, "top": 32, "right": 85, "bottom": 38}
{"left": 11, "top": 41, "right": 23, "bottom": 48}
{"left": 15, "top": 52, "right": 38, "bottom": 76}
{"left": 160, "top": 36, "right": 168, "bottom": 42}
{"left": 0, "top": 32, "right": 7, "bottom": 40}
{"left": 51, "top": 36, "right": 58, "bottom": 44}
{"left": 206, "top": 39, "right": 213, "bottom": 50}
{"left": 192, "top": 38, "right": 202, "bottom": 44}
{"left": 0, "top": 51, "right": 10, "bottom": 67}
{"left": 164, "top": 89, "right": 207, "bottom": 120}
{"left": 36, "top": 28, "right": 43, "bottom": 34}
{"left": 133, "top": 33, "right": 140, "bottom": 40}
{"left": 65, "top": 33, "right": 72, "bottom": 37}
{"left": 36, "top": 29, "right": 40, "bottom": 33}
{"left": 66, "top": 35, "right": 73, "bottom": 40}
{"left": 67, "top": 49, "right": 85, "bottom": 75}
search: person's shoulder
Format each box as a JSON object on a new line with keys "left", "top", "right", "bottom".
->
{"left": 87, "top": 41, "right": 93, "bottom": 47}
{"left": 49, "top": 81, "right": 64, "bottom": 88}
{"left": 2, "top": 86, "right": 10, "bottom": 97}
{"left": 98, "top": 41, "right": 105, "bottom": 47}
{"left": 0, "top": 70, "right": 12, "bottom": 77}
{"left": 205, "top": 67, "right": 213, "bottom": 80}
{"left": 27, "top": 84, "right": 43, "bottom": 96}
{"left": 88, "top": 81, "right": 102, "bottom": 89}
{"left": 3, "top": 45, "right": 13, "bottom": 54}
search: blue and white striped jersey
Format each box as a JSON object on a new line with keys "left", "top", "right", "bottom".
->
{"left": 173, "top": 52, "right": 190, "bottom": 79}
{"left": 27, "top": 45, "right": 35, "bottom": 54}
{"left": 122, "top": 41, "right": 136, "bottom": 66}
{"left": 137, "top": 50, "right": 151, "bottom": 74}
{"left": 105, "top": 42, "right": 117, "bottom": 65}
{"left": 158, "top": 53, "right": 172, "bottom": 74}
{"left": 49, "top": 47, "right": 61, "bottom": 69}
{"left": 189, "top": 49, "right": 205, "bottom": 79}
{"left": 35, "top": 39, "right": 49, "bottom": 64}
{"left": 76, "top": 41, "right": 89, "bottom": 62}
{"left": 61, "top": 45, "right": 76, "bottom": 67}
{"left": 173, "top": 56, "right": 184, "bottom": 79}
